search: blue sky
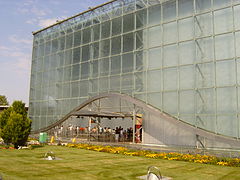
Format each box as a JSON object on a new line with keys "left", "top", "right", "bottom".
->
{"left": 0, "top": 0, "right": 106, "bottom": 105}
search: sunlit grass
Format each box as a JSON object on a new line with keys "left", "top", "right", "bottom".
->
{"left": 0, "top": 145, "right": 239, "bottom": 180}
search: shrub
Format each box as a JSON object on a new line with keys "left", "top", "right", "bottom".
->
{"left": 0, "top": 101, "right": 32, "bottom": 148}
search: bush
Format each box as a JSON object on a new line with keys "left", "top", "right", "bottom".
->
{"left": 0, "top": 101, "right": 32, "bottom": 148}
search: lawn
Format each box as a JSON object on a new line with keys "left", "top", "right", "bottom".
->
{"left": 0, "top": 145, "right": 239, "bottom": 180}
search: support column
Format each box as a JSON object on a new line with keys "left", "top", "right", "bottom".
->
{"left": 133, "top": 105, "right": 136, "bottom": 143}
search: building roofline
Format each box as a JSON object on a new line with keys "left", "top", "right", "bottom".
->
{"left": 32, "top": 0, "right": 118, "bottom": 35}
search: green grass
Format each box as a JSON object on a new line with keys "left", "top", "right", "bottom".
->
{"left": 0, "top": 145, "right": 239, "bottom": 180}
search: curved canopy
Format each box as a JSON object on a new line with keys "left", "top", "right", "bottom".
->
{"left": 31, "top": 92, "right": 240, "bottom": 147}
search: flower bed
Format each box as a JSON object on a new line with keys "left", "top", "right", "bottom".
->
{"left": 67, "top": 143, "right": 240, "bottom": 167}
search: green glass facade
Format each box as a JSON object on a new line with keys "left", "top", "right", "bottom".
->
{"left": 30, "top": 0, "right": 240, "bottom": 139}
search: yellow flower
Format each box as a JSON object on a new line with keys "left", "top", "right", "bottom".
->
{"left": 217, "top": 162, "right": 229, "bottom": 166}
{"left": 145, "top": 154, "right": 158, "bottom": 158}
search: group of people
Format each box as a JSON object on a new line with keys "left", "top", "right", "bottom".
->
{"left": 91, "top": 126, "right": 134, "bottom": 142}
{"left": 53, "top": 124, "right": 134, "bottom": 142}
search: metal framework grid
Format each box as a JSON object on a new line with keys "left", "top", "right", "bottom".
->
{"left": 30, "top": 0, "right": 240, "bottom": 141}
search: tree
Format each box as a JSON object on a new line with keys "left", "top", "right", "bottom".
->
{"left": 0, "top": 101, "right": 32, "bottom": 148}
{"left": 0, "top": 95, "right": 9, "bottom": 106}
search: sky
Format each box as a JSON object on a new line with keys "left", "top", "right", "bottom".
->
{"left": 0, "top": 0, "right": 107, "bottom": 105}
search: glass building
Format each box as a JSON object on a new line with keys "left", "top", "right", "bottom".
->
{"left": 29, "top": 0, "right": 240, "bottom": 148}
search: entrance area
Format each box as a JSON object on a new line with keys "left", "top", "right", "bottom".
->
{"left": 47, "top": 95, "right": 143, "bottom": 144}
{"left": 37, "top": 92, "right": 240, "bottom": 150}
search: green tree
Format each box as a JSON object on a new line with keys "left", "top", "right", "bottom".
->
{"left": 0, "top": 101, "right": 32, "bottom": 148}
{"left": 0, "top": 95, "right": 9, "bottom": 106}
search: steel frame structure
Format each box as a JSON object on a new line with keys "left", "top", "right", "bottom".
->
{"left": 30, "top": 0, "right": 240, "bottom": 148}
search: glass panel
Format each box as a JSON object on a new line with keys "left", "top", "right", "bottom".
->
{"left": 100, "top": 39, "right": 110, "bottom": 57}
{"left": 112, "top": 17, "right": 122, "bottom": 36}
{"left": 66, "top": 34, "right": 73, "bottom": 50}
{"left": 81, "top": 45, "right": 90, "bottom": 62}
{"left": 92, "top": 60, "right": 99, "bottom": 78}
{"left": 111, "top": 36, "right": 121, "bottom": 55}
{"left": 45, "top": 41, "right": 51, "bottom": 55}
{"left": 82, "top": 28, "right": 91, "bottom": 44}
{"left": 196, "top": 37, "right": 214, "bottom": 62}
{"left": 236, "top": 32, "right": 240, "bottom": 57}
{"left": 196, "top": 63, "right": 215, "bottom": 88}
{"left": 63, "top": 66, "right": 71, "bottom": 82}
{"left": 110, "top": 75, "right": 120, "bottom": 91}
{"left": 136, "top": 51, "right": 146, "bottom": 71}
{"left": 101, "top": 21, "right": 110, "bottom": 39}
{"left": 163, "top": 91, "right": 178, "bottom": 114}
{"left": 217, "top": 115, "right": 238, "bottom": 137}
{"left": 74, "top": 31, "right": 81, "bottom": 47}
{"left": 59, "top": 36, "right": 65, "bottom": 51}
{"left": 147, "top": 70, "right": 161, "bottom": 92}
{"left": 51, "top": 39, "right": 58, "bottom": 53}
{"left": 136, "top": 9, "right": 147, "bottom": 29}
{"left": 136, "top": 30, "right": 144, "bottom": 50}
{"left": 80, "top": 80, "right": 88, "bottom": 97}
{"left": 238, "top": 60, "right": 240, "bottom": 85}
{"left": 62, "top": 83, "right": 70, "bottom": 98}
{"left": 148, "top": 4, "right": 161, "bottom": 25}
{"left": 179, "top": 41, "right": 195, "bottom": 65}
{"left": 213, "top": 0, "right": 231, "bottom": 9}
{"left": 90, "top": 79, "right": 98, "bottom": 93}
{"left": 111, "top": 55, "right": 121, "bottom": 75}
{"left": 93, "top": 24, "right": 100, "bottom": 41}
{"left": 121, "top": 74, "right": 133, "bottom": 90}
{"left": 123, "top": 13, "right": 134, "bottom": 33}
{"left": 148, "top": 47, "right": 161, "bottom": 69}
{"left": 179, "top": 17, "right": 194, "bottom": 41}
{"left": 179, "top": 90, "right": 195, "bottom": 114}
{"left": 57, "top": 52, "right": 64, "bottom": 67}
{"left": 122, "top": 53, "right": 134, "bottom": 73}
{"left": 163, "top": 67, "right": 178, "bottom": 90}
{"left": 214, "top": 8, "right": 233, "bottom": 34}
{"left": 57, "top": 68, "right": 64, "bottom": 83}
{"left": 36, "top": 57, "right": 43, "bottom": 71}
{"left": 39, "top": 44, "right": 44, "bottom": 57}
{"left": 179, "top": 65, "right": 195, "bottom": 89}
{"left": 123, "top": 33, "right": 134, "bottom": 52}
{"left": 196, "top": 88, "right": 216, "bottom": 114}
{"left": 36, "top": 72, "right": 42, "bottom": 86}
{"left": 64, "top": 50, "right": 72, "bottom": 65}
{"left": 72, "top": 48, "right": 80, "bottom": 64}
{"left": 163, "top": 45, "right": 178, "bottom": 67}
{"left": 93, "top": 42, "right": 99, "bottom": 59}
{"left": 163, "top": 22, "right": 177, "bottom": 44}
{"left": 124, "top": 1, "right": 135, "bottom": 13}
{"left": 148, "top": 25, "right": 161, "bottom": 48}
{"left": 134, "top": 93, "right": 146, "bottom": 102}
{"left": 147, "top": 92, "right": 162, "bottom": 109}
{"left": 71, "top": 64, "right": 80, "bottom": 81}
{"left": 178, "top": 0, "right": 193, "bottom": 18}
{"left": 215, "top": 33, "right": 234, "bottom": 60}
{"left": 135, "top": 72, "right": 145, "bottom": 92}
{"left": 71, "top": 81, "right": 79, "bottom": 97}
{"left": 100, "top": 58, "right": 109, "bottom": 76}
{"left": 216, "top": 60, "right": 236, "bottom": 86}
{"left": 99, "top": 77, "right": 109, "bottom": 92}
{"left": 163, "top": 0, "right": 176, "bottom": 22}
{"left": 195, "top": 13, "right": 213, "bottom": 37}
{"left": 81, "top": 62, "right": 89, "bottom": 80}
{"left": 234, "top": 5, "right": 240, "bottom": 30}
{"left": 217, "top": 87, "right": 237, "bottom": 113}
{"left": 196, "top": 0, "right": 211, "bottom": 13}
